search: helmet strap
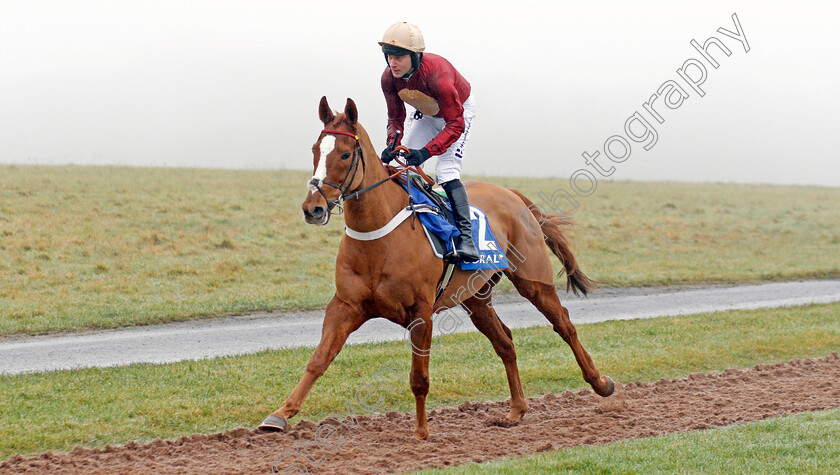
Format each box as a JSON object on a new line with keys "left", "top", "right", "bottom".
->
{"left": 401, "top": 53, "right": 422, "bottom": 79}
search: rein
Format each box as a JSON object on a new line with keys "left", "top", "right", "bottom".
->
{"left": 309, "top": 129, "right": 424, "bottom": 215}
{"left": 311, "top": 126, "right": 454, "bottom": 304}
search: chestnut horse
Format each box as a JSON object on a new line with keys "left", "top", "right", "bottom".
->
{"left": 259, "top": 97, "right": 614, "bottom": 439}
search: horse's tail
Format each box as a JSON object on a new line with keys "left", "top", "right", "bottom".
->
{"left": 508, "top": 189, "right": 596, "bottom": 296}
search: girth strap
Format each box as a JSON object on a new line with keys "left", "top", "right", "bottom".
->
{"left": 434, "top": 262, "right": 456, "bottom": 304}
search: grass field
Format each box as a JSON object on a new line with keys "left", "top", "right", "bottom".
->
{"left": 1, "top": 164, "right": 839, "bottom": 336}
{"left": 415, "top": 408, "right": 840, "bottom": 474}
{"left": 1, "top": 301, "right": 838, "bottom": 460}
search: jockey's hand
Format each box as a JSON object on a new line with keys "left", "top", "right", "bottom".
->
{"left": 404, "top": 148, "right": 431, "bottom": 166}
{"left": 380, "top": 143, "right": 396, "bottom": 164}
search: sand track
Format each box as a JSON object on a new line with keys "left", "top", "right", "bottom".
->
{"left": 3, "top": 353, "right": 839, "bottom": 474}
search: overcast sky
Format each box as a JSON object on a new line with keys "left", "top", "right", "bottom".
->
{"left": 1, "top": 1, "right": 838, "bottom": 186}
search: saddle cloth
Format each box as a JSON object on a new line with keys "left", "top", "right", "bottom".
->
{"left": 402, "top": 180, "right": 509, "bottom": 271}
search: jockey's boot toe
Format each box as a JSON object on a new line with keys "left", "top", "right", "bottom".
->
{"left": 455, "top": 235, "right": 480, "bottom": 263}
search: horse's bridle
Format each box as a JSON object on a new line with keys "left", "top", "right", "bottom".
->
{"left": 309, "top": 129, "right": 427, "bottom": 216}
{"left": 308, "top": 129, "right": 365, "bottom": 215}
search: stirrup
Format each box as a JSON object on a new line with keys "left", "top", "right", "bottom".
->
{"left": 454, "top": 236, "right": 480, "bottom": 263}
{"left": 443, "top": 239, "right": 459, "bottom": 262}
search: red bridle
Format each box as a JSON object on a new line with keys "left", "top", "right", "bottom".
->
{"left": 321, "top": 129, "right": 359, "bottom": 141}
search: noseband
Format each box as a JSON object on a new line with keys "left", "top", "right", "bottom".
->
{"left": 308, "top": 129, "right": 365, "bottom": 215}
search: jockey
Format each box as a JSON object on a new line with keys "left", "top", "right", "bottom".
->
{"left": 378, "top": 21, "right": 480, "bottom": 263}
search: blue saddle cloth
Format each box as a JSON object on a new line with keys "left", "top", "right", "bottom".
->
{"left": 403, "top": 183, "right": 509, "bottom": 271}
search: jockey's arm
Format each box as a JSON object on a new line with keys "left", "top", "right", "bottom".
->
{"left": 423, "top": 76, "right": 465, "bottom": 156}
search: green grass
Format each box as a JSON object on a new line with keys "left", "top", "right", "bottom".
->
{"left": 1, "top": 165, "right": 338, "bottom": 335}
{"left": 1, "top": 302, "right": 838, "bottom": 460}
{"left": 414, "top": 408, "right": 840, "bottom": 474}
{"left": 2, "top": 165, "right": 840, "bottom": 335}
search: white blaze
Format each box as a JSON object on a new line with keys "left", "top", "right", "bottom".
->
{"left": 308, "top": 135, "right": 335, "bottom": 191}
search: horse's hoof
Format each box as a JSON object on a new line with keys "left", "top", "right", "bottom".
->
{"left": 258, "top": 414, "right": 288, "bottom": 432}
{"left": 598, "top": 376, "right": 615, "bottom": 397}
{"left": 506, "top": 406, "right": 527, "bottom": 421}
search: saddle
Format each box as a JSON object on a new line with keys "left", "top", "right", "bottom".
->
{"left": 400, "top": 175, "right": 460, "bottom": 263}
{"left": 388, "top": 169, "right": 508, "bottom": 269}
{"left": 407, "top": 175, "right": 455, "bottom": 226}
{"left": 384, "top": 165, "right": 454, "bottom": 225}
{"left": 377, "top": 166, "right": 510, "bottom": 301}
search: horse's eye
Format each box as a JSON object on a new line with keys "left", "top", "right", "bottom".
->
{"left": 341, "top": 152, "right": 351, "bottom": 160}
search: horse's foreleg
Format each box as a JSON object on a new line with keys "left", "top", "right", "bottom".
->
{"left": 407, "top": 312, "right": 433, "bottom": 440}
{"left": 258, "top": 297, "right": 365, "bottom": 431}
{"left": 463, "top": 290, "right": 529, "bottom": 421}
{"left": 512, "top": 277, "right": 614, "bottom": 397}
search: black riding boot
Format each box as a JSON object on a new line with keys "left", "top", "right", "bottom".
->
{"left": 442, "top": 179, "right": 480, "bottom": 263}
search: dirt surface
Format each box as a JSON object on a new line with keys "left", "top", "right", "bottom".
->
{"left": 4, "top": 353, "right": 840, "bottom": 474}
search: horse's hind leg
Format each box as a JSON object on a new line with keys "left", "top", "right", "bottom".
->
{"left": 258, "top": 296, "right": 366, "bottom": 431}
{"left": 509, "top": 275, "right": 614, "bottom": 397}
{"left": 462, "top": 284, "right": 529, "bottom": 420}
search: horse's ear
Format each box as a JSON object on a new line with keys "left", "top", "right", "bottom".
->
{"left": 319, "top": 96, "right": 335, "bottom": 124}
{"left": 344, "top": 98, "right": 358, "bottom": 125}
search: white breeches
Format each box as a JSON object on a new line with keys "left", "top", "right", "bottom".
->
{"left": 403, "top": 94, "right": 475, "bottom": 184}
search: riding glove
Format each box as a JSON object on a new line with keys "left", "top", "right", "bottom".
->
{"left": 380, "top": 143, "right": 396, "bottom": 164}
{"left": 404, "top": 148, "right": 431, "bottom": 166}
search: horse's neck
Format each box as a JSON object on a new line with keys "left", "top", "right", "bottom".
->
{"left": 343, "top": 180, "right": 407, "bottom": 232}
{"left": 343, "top": 126, "right": 408, "bottom": 233}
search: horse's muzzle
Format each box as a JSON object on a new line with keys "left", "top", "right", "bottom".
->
{"left": 303, "top": 204, "right": 329, "bottom": 225}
